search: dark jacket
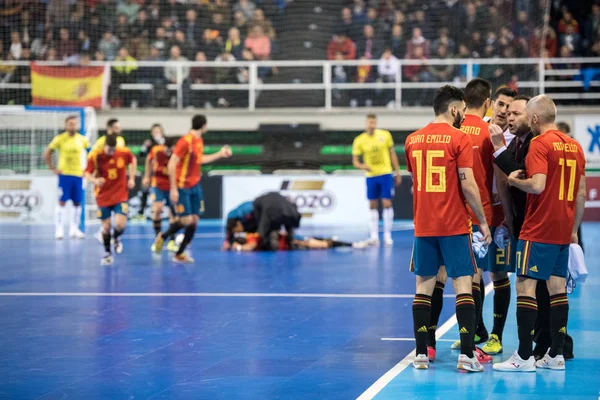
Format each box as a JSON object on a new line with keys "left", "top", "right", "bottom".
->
{"left": 253, "top": 192, "right": 301, "bottom": 240}
{"left": 493, "top": 131, "right": 533, "bottom": 236}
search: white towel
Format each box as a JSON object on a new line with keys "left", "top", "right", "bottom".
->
{"left": 568, "top": 243, "right": 587, "bottom": 283}
{"left": 472, "top": 231, "right": 489, "bottom": 258}
{"left": 493, "top": 225, "right": 511, "bottom": 250}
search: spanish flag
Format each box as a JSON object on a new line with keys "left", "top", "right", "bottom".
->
{"left": 31, "top": 63, "right": 107, "bottom": 108}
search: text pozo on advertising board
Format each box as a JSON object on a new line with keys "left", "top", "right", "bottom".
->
{"left": 0, "top": 176, "right": 57, "bottom": 222}
{"left": 278, "top": 179, "right": 336, "bottom": 217}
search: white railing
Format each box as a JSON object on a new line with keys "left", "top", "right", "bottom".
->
{"left": 1, "top": 57, "right": 599, "bottom": 110}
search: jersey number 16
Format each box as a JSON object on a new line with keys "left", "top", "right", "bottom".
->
{"left": 412, "top": 150, "right": 446, "bottom": 193}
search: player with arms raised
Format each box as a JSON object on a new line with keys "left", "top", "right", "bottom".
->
{"left": 143, "top": 137, "right": 179, "bottom": 252}
{"left": 494, "top": 95, "right": 585, "bottom": 372}
{"left": 352, "top": 114, "right": 402, "bottom": 246}
{"left": 84, "top": 135, "right": 137, "bottom": 265}
{"left": 153, "top": 115, "right": 231, "bottom": 263}
{"left": 405, "top": 85, "right": 491, "bottom": 372}
{"left": 44, "top": 116, "right": 89, "bottom": 240}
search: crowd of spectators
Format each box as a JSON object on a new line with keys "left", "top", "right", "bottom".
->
{"left": 0, "top": 0, "right": 598, "bottom": 108}
{"left": 328, "top": 0, "right": 600, "bottom": 106}
{"left": 0, "top": 0, "right": 285, "bottom": 107}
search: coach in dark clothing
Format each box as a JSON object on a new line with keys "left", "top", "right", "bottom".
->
{"left": 490, "top": 95, "right": 574, "bottom": 360}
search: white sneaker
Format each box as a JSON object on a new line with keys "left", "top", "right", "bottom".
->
{"left": 56, "top": 227, "right": 64, "bottom": 240}
{"left": 69, "top": 227, "right": 85, "bottom": 239}
{"left": 366, "top": 237, "right": 380, "bottom": 247}
{"left": 114, "top": 239, "right": 123, "bottom": 255}
{"left": 352, "top": 240, "right": 370, "bottom": 249}
{"left": 101, "top": 253, "right": 113, "bottom": 265}
{"left": 457, "top": 354, "right": 484, "bottom": 372}
{"left": 493, "top": 350, "right": 536, "bottom": 372}
{"left": 536, "top": 350, "right": 565, "bottom": 370}
{"left": 383, "top": 236, "right": 393, "bottom": 247}
{"left": 413, "top": 354, "right": 430, "bottom": 369}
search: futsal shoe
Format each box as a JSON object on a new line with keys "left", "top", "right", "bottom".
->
{"left": 167, "top": 240, "right": 178, "bottom": 252}
{"left": 114, "top": 239, "right": 123, "bottom": 255}
{"left": 383, "top": 236, "right": 394, "bottom": 247}
{"left": 457, "top": 354, "right": 484, "bottom": 372}
{"left": 475, "top": 347, "right": 493, "bottom": 363}
{"left": 172, "top": 253, "right": 194, "bottom": 264}
{"left": 366, "top": 237, "right": 380, "bottom": 247}
{"left": 451, "top": 340, "right": 461, "bottom": 350}
{"left": 413, "top": 354, "right": 430, "bottom": 369}
{"left": 535, "top": 350, "right": 565, "bottom": 370}
{"left": 69, "top": 227, "right": 85, "bottom": 239}
{"left": 56, "top": 227, "right": 64, "bottom": 240}
{"left": 482, "top": 334, "right": 503, "bottom": 355}
{"left": 493, "top": 351, "right": 536, "bottom": 372}
{"left": 427, "top": 346, "right": 436, "bottom": 362}
{"left": 153, "top": 234, "right": 165, "bottom": 254}
{"left": 101, "top": 253, "right": 113, "bottom": 265}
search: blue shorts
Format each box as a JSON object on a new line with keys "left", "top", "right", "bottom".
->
{"left": 97, "top": 202, "right": 129, "bottom": 220}
{"left": 176, "top": 183, "right": 205, "bottom": 217}
{"left": 58, "top": 174, "right": 83, "bottom": 204}
{"left": 410, "top": 235, "right": 478, "bottom": 279}
{"left": 152, "top": 187, "right": 175, "bottom": 214}
{"left": 517, "top": 240, "right": 569, "bottom": 280}
{"left": 472, "top": 225, "right": 516, "bottom": 273}
{"left": 366, "top": 173, "right": 394, "bottom": 200}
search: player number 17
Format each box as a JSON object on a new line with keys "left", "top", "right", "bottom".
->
{"left": 412, "top": 150, "right": 446, "bottom": 192}
{"left": 558, "top": 158, "right": 576, "bottom": 201}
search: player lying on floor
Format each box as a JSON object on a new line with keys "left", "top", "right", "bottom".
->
{"left": 226, "top": 231, "right": 356, "bottom": 252}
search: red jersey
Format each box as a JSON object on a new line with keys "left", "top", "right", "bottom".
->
{"left": 174, "top": 133, "right": 204, "bottom": 189}
{"left": 519, "top": 130, "right": 586, "bottom": 244}
{"left": 405, "top": 122, "right": 474, "bottom": 237}
{"left": 148, "top": 145, "right": 171, "bottom": 191}
{"left": 460, "top": 114, "right": 494, "bottom": 226}
{"left": 86, "top": 147, "right": 134, "bottom": 208}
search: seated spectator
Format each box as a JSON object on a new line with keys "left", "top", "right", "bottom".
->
{"left": 199, "top": 29, "right": 223, "bottom": 60}
{"left": 117, "top": 0, "right": 140, "bottom": 23}
{"left": 454, "top": 44, "right": 480, "bottom": 81}
{"left": 339, "top": 7, "right": 361, "bottom": 43}
{"left": 132, "top": 9, "right": 155, "bottom": 39}
{"left": 253, "top": 9, "right": 276, "bottom": 40}
{"left": 115, "top": 13, "right": 131, "bottom": 42}
{"left": 9, "top": 31, "right": 22, "bottom": 60}
{"left": 234, "top": 0, "right": 256, "bottom": 21}
{"left": 79, "top": 52, "right": 91, "bottom": 67}
{"left": 212, "top": 0, "right": 232, "bottom": 24}
{"left": 244, "top": 25, "right": 271, "bottom": 60}
{"left": 233, "top": 11, "right": 249, "bottom": 37}
{"left": 99, "top": 31, "right": 121, "bottom": 61}
{"left": 387, "top": 24, "right": 404, "bottom": 59}
{"left": 160, "top": 17, "right": 176, "bottom": 40}
{"left": 530, "top": 25, "right": 558, "bottom": 57}
{"left": 356, "top": 25, "right": 382, "bottom": 60}
{"left": 366, "top": 8, "right": 386, "bottom": 38}
{"left": 127, "top": 35, "right": 151, "bottom": 60}
{"left": 57, "top": 28, "right": 76, "bottom": 61}
{"left": 152, "top": 27, "right": 169, "bottom": 59}
{"left": 46, "top": 48, "right": 58, "bottom": 61}
{"left": 171, "top": 30, "right": 194, "bottom": 60}
{"left": 211, "top": 13, "right": 230, "bottom": 40}
{"left": 584, "top": 4, "right": 600, "bottom": 52}
{"left": 31, "top": 29, "right": 55, "bottom": 60}
{"left": 427, "top": 45, "right": 454, "bottom": 82}
{"left": 78, "top": 30, "right": 92, "bottom": 55}
{"left": 46, "top": 0, "right": 71, "bottom": 27}
{"left": 512, "top": 10, "right": 533, "bottom": 40}
{"left": 352, "top": 0, "right": 367, "bottom": 26}
{"left": 406, "top": 27, "right": 430, "bottom": 58}
{"left": 558, "top": 10, "right": 580, "bottom": 35}
{"left": 561, "top": 24, "right": 582, "bottom": 56}
{"left": 327, "top": 32, "right": 356, "bottom": 60}
{"left": 432, "top": 27, "right": 456, "bottom": 56}
{"left": 88, "top": 14, "right": 105, "bottom": 46}
{"left": 190, "top": 51, "right": 214, "bottom": 108}
{"left": 111, "top": 47, "right": 138, "bottom": 107}
{"left": 404, "top": 46, "right": 429, "bottom": 82}
{"left": 591, "top": 26, "right": 600, "bottom": 56}
{"left": 164, "top": 0, "right": 185, "bottom": 26}
{"left": 183, "top": 8, "right": 203, "bottom": 46}
{"left": 224, "top": 27, "right": 244, "bottom": 60}
{"left": 164, "top": 45, "right": 191, "bottom": 107}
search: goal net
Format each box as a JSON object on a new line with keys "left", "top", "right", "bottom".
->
{"left": 0, "top": 106, "right": 98, "bottom": 228}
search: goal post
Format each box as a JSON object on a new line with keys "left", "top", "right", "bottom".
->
{"left": 0, "top": 106, "right": 98, "bottom": 230}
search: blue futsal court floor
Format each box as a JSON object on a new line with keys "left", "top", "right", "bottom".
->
{"left": 0, "top": 221, "right": 599, "bottom": 399}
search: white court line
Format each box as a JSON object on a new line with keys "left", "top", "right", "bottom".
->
{"left": 0, "top": 292, "right": 459, "bottom": 298}
{"left": 356, "top": 282, "right": 494, "bottom": 400}
{"left": 380, "top": 338, "right": 456, "bottom": 342}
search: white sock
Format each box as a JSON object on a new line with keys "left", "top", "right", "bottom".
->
{"left": 383, "top": 207, "right": 394, "bottom": 240}
{"left": 369, "top": 209, "right": 379, "bottom": 240}
{"left": 71, "top": 205, "right": 82, "bottom": 230}
{"left": 56, "top": 205, "right": 65, "bottom": 231}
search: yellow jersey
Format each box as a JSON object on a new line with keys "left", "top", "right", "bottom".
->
{"left": 352, "top": 129, "right": 394, "bottom": 177}
{"left": 47, "top": 132, "right": 90, "bottom": 177}
{"left": 93, "top": 135, "right": 126, "bottom": 151}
